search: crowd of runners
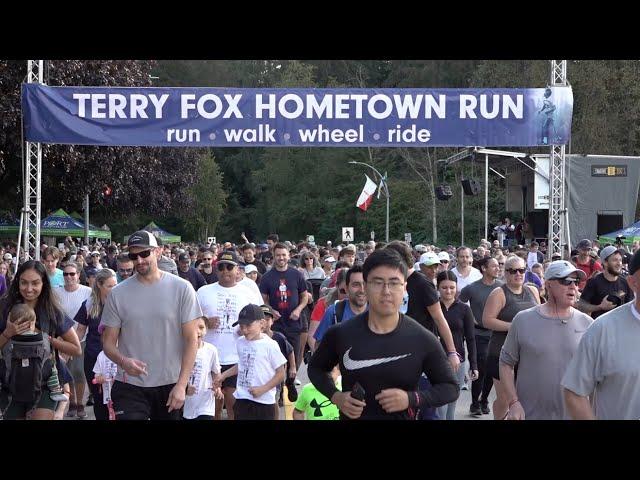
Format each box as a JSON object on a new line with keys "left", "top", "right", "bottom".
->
{"left": 0, "top": 231, "right": 639, "bottom": 420}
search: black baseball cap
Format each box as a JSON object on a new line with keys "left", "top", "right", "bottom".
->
{"left": 260, "top": 304, "right": 275, "bottom": 318}
{"left": 128, "top": 231, "right": 159, "bottom": 249}
{"left": 217, "top": 250, "right": 240, "bottom": 266}
{"left": 232, "top": 304, "right": 265, "bottom": 326}
{"left": 178, "top": 253, "right": 190, "bottom": 263}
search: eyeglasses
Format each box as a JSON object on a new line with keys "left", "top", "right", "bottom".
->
{"left": 368, "top": 279, "right": 405, "bottom": 292}
{"left": 118, "top": 269, "right": 133, "bottom": 275}
{"left": 63, "top": 272, "right": 77, "bottom": 277}
{"left": 128, "top": 249, "right": 153, "bottom": 261}
{"left": 506, "top": 268, "right": 526, "bottom": 275}
{"left": 557, "top": 277, "right": 580, "bottom": 286}
{"left": 217, "top": 263, "right": 236, "bottom": 271}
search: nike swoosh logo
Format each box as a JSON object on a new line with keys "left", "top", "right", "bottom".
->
{"left": 342, "top": 347, "right": 411, "bottom": 371}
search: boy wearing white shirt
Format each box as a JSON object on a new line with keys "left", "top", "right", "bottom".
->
{"left": 184, "top": 317, "right": 223, "bottom": 420}
{"left": 218, "top": 304, "right": 286, "bottom": 420}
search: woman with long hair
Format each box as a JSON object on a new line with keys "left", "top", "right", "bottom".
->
{"left": 74, "top": 268, "right": 117, "bottom": 420}
{"left": 301, "top": 253, "right": 325, "bottom": 280}
{"left": 0, "top": 260, "right": 82, "bottom": 420}
{"left": 483, "top": 255, "right": 540, "bottom": 420}
{"left": 0, "top": 261, "right": 13, "bottom": 288}
{"left": 435, "top": 271, "right": 478, "bottom": 420}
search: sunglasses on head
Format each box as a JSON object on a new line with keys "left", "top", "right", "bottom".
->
{"left": 128, "top": 249, "right": 153, "bottom": 261}
{"left": 217, "top": 263, "right": 236, "bottom": 271}
{"left": 506, "top": 268, "right": 526, "bottom": 274}
{"left": 557, "top": 277, "right": 580, "bottom": 286}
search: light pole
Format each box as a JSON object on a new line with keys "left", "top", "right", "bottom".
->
{"left": 349, "top": 161, "right": 390, "bottom": 242}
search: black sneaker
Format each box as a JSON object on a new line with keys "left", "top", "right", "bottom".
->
{"left": 481, "top": 401, "right": 490, "bottom": 415}
{"left": 469, "top": 402, "right": 481, "bottom": 416}
{"left": 285, "top": 378, "right": 298, "bottom": 402}
{"left": 86, "top": 394, "right": 94, "bottom": 406}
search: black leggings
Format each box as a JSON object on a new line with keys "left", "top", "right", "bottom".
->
{"left": 471, "top": 334, "right": 493, "bottom": 404}
{"left": 84, "top": 353, "right": 109, "bottom": 421}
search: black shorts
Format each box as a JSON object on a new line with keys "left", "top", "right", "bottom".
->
{"left": 233, "top": 398, "right": 275, "bottom": 420}
{"left": 221, "top": 364, "right": 237, "bottom": 389}
{"left": 111, "top": 381, "right": 182, "bottom": 420}
{"left": 486, "top": 355, "right": 500, "bottom": 381}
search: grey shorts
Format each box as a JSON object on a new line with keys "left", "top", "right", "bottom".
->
{"left": 67, "top": 340, "right": 86, "bottom": 382}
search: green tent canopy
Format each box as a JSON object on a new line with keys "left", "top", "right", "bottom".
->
{"left": 0, "top": 209, "right": 111, "bottom": 240}
{"left": 124, "top": 222, "right": 181, "bottom": 244}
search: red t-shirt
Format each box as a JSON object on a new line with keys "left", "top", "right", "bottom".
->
{"left": 573, "top": 257, "right": 603, "bottom": 290}
{"left": 310, "top": 296, "right": 327, "bottom": 323}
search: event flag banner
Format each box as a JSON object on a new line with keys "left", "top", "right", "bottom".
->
{"left": 356, "top": 175, "right": 378, "bottom": 211}
{"left": 22, "top": 84, "right": 573, "bottom": 147}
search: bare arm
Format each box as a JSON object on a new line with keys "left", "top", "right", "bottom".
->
{"left": 262, "top": 293, "right": 270, "bottom": 304}
{"left": 53, "top": 327, "right": 82, "bottom": 356}
{"left": 102, "top": 326, "right": 126, "bottom": 366}
{"left": 483, "top": 288, "right": 511, "bottom": 331}
{"left": 499, "top": 361, "right": 524, "bottom": 420}
{"left": 564, "top": 389, "right": 595, "bottom": 420}
{"left": 576, "top": 297, "right": 614, "bottom": 315}
{"left": 527, "top": 285, "right": 541, "bottom": 304}
{"left": 292, "top": 408, "right": 305, "bottom": 420}
{"left": 177, "top": 319, "right": 199, "bottom": 389}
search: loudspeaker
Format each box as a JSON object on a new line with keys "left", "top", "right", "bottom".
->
{"left": 597, "top": 212, "right": 623, "bottom": 236}
{"left": 461, "top": 178, "right": 481, "bottom": 196}
{"left": 528, "top": 211, "right": 549, "bottom": 237}
{"left": 435, "top": 185, "right": 453, "bottom": 201}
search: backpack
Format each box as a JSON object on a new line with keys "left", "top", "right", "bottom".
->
{"left": 0, "top": 332, "right": 52, "bottom": 403}
{"left": 331, "top": 299, "right": 348, "bottom": 326}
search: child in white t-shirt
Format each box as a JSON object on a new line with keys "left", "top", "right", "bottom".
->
{"left": 92, "top": 350, "right": 119, "bottom": 420}
{"left": 218, "top": 304, "right": 286, "bottom": 420}
{"left": 184, "top": 316, "right": 222, "bottom": 420}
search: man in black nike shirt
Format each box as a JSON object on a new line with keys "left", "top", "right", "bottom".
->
{"left": 308, "top": 248, "right": 459, "bottom": 420}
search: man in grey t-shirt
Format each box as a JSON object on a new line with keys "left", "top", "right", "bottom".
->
{"left": 562, "top": 250, "right": 640, "bottom": 420}
{"left": 501, "top": 260, "right": 592, "bottom": 420}
{"left": 102, "top": 231, "right": 202, "bottom": 420}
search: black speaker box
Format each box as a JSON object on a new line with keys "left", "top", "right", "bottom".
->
{"left": 597, "top": 213, "right": 623, "bottom": 236}
{"left": 436, "top": 185, "right": 453, "bottom": 201}
{"left": 461, "top": 178, "right": 481, "bottom": 196}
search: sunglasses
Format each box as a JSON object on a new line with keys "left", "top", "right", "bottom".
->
{"left": 557, "top": 277, "right": 580, "bottom": 286}
{"left": 118, "top": 268, "right": 134, "bottom": 275}
{"left": 128, "top": 249, "right": 153, "bottom": 261}
{"left": 217, "top": 263, "right": 236, "bottom": 271}
{"left": 506, "top": 268, "right": 526, "bottom": 275}
{"left": 63, "top": 272, "right": 77, "bottom": 277}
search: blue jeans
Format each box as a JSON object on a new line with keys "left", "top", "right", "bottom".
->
{"left": 437, "top": 361, "right": 467, "bottom": 420}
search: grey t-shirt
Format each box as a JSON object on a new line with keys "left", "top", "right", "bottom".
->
{"left": 561, "top": 302, "right": 640, "bottom": 420}
{"left": 500, "top": 305, "right": 592, "bottom": 420}
{"left": 101, "top": 272, "right": 203, "bottom": 387}
{"left": 157, "top": 255, "right": 178, "bottom": 276}
{"left": 458, "top": 279, "right": 503, "bottom": 336}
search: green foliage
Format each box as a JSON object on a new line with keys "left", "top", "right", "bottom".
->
{"left": 182, "top": 153, "right": 227, "bottom": 242}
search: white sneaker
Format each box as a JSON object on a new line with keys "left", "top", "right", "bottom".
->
{"left": 50, "top": 392, "right": 69, "bottom": 402}
{"left": 294, "top": 379, "right": 301, "bottom": 386}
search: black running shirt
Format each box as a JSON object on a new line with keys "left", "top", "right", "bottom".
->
{"left": 308, "top": 312, "right": 459, "bottom": 420}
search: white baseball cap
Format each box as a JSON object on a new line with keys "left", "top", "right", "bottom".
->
{"left": 419, "top": 252, "right": 440, "bottom": 266}
{"left": 438, "top": 252, "right": 450, "bottom": 262}
{"left": 544, "top": 260, "right": 587, "bottom": 281}
{"left": 244, "top": 264, "right": 258, "bottom": 274}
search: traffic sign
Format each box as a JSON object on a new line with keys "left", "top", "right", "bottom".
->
{"left": 342, "top": 227, "right": 354, "bottom": 242}
{"left": 404, "top": 233, "right": 412, "bottom": 243}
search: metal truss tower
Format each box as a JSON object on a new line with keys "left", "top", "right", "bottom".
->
{"left": 547, "top": 60, "right": 568, "bottom": 259}
{"left": 21, "top": 60, "right": 44, "bottom": 261}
